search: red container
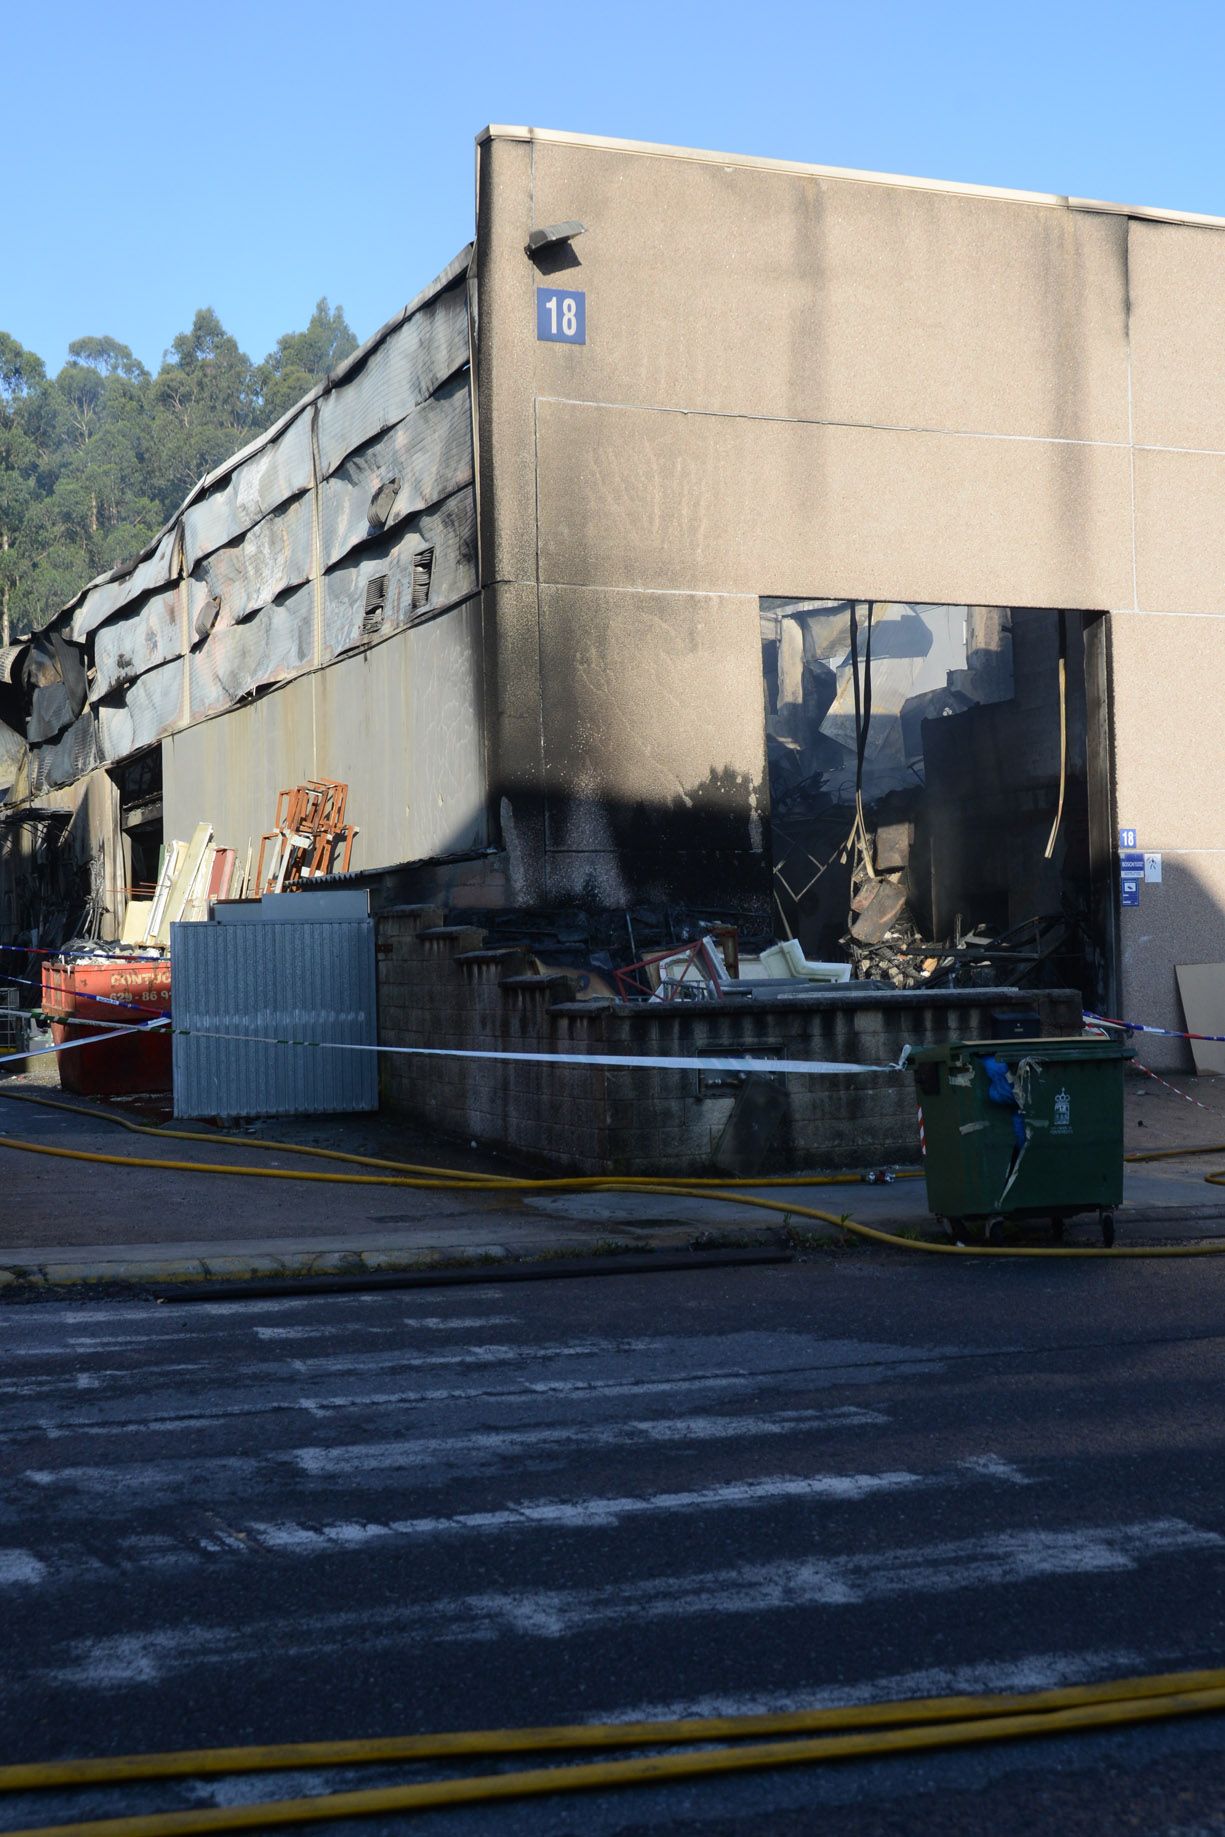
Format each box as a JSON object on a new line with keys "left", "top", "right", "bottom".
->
{"left": 41, "top": 957, "right": 173, "bottom": 1097}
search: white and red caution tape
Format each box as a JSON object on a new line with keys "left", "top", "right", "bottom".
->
{"left": 2, "top": 1015, "right": 902, "bottom": 1079}
{"left": 1085, "top": 1008, "right": 1225, "bottom": 1044}
{"left": 1134, "top": 1059, "right": 1224, "bottom": 1114}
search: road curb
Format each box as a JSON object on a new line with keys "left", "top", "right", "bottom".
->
{"left": 0, "top": 1224, "right": 808, "bottom": 1289}
{"left": 8, "top": 1205, "right": 1220, "bottom": 1290}
{"left": 0, "top": 1244, "right": 537, "bottom": 1289}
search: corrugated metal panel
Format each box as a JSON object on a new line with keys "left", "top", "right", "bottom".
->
{"left": 32, "top": 708, "right": 100, "bottom": 791}
{"left": 171, "top": 918, "right": 378, "bottom": 1119}
{"left": 317, "top": 373, "right": 473, "bottom": 568}
{"left": 0, "top": 719, "right": 27, "bottom": 789}
{"left": 315, "top": 286, "right": 468, "bottom": 479}
{"left": 69, "top": 527, "right": 180, "bottom": 644}
{"left": 93, "top": 588, "right": 182, "bottom": 699}
{"left": 181, "top": 413, "right": 316, "bottom": 574}
{"left": 0, "top": 643, "right": 30, "bottom": 685}
{"left": 41, "top": 250, "right": 475, "bottom": 787}
{"left": 161, "top": 600, "right": 487, "bottom": 875}
{"left": 61, "top": 249, "right": 472, "bottom": 647}
{"left": 89, "top": 379, "right": 474, "bottom": 723}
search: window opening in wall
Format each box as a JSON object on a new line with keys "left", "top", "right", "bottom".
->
{"left": 759, "top": 598, "right": 1108, "bottom": 1008}
{"left": 110, "top": 747, "right": 164, "bottom": 906}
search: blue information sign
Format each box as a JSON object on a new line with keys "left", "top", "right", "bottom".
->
{"left": 1119, "top": 827, "right": 1138, "bottom": 850}
{"left": 1120, "top": 878, "right": 1141, "bottom": 908}
{"left": 1119, "top": 851, "right": 1144, "bottom": 876}
{"left": 536, "top": 288, "right": 586, "bottom": 344}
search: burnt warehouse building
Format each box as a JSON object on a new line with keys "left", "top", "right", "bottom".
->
{"left": 1, "top": 126, "right": 1217, "bottom": 1160}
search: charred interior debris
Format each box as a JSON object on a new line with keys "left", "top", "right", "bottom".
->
{"left": 0, "top": 596, "right": 1111, "bottom": 1008}
{"left": 759, "top": 599, "right": 1106, "bottom": 1007}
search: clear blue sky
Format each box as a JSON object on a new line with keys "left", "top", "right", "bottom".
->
{"left": 8, "top": 0, "right": 1225, "bottom": 375}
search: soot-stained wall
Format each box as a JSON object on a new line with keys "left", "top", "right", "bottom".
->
{"left": 477, "top": 127, "right": 1225, "bottom": 1063}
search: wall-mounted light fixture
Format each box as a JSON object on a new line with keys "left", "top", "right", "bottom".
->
{"left": 526, "top": 220, "right": 586, "bottom": 259}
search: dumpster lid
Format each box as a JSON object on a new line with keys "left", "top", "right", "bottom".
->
{"left": 910, "top": 1034, "right": 1133, "bottom": 1063}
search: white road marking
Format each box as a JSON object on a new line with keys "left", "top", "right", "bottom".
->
{"left": 457, "top": 1519, "right": 1220, "bottom": 1641}
{"left": 958, "top": 1453, "right": 1034, "bottom": 1484}
{"left": 0, "top": 1360, "right": 932, "bottom": 1439}
{"left": 1, "top": 1318, "right": 517, "bottom": 1356}
{"left": 251, "top": 1316, "right": 515, "bottom": 1340}
{"left": 248, "top": 1457, "right": 1027, "bottom": 1553}
{"left": 19, "top": 1406, "right": 889, "bottom": 1495}
{"left": 0, "top": 1363, "right": 210, "bottom": 1400}
{"left": 249, "top": 1471, "right": 927, "bottom": 1551}
{"left": 0, "top": 1336, "right": 678, "bottom": 1401}
{"left": 0, "top": 1548, "right": 46, "bottom": 1586}
{"left": 287, "top": 1406, "right": 890, "bottom": 1476}
{"left": 43, "top": 1519, "right": 1217, "bottom": 1686}
{"left": 13, "top": 1457, "right": 1030, "bottom": 1580}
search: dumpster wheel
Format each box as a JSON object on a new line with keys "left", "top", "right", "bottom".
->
{"left": 1100, "top": 1209, "right": 1116, "bottom": 1248}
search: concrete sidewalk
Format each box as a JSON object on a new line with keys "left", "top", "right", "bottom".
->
{"left": 4, "top": 1065, "right": 1225, "bottom": 1286}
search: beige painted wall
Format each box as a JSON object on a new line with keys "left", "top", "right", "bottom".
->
{"left": 163, "top": 608, "right": 486, "bottom": 879}
{"left": 479, "top": 128, "right": 1225, "bottom": 1060}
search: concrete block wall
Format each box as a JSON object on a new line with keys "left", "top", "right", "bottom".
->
{"left": 377, "top": 905, "right": 1083, "bottom": 1173}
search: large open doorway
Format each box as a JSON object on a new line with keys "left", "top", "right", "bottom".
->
{"left": 759, "top": 598, "right": 1112, "bottom": 1008}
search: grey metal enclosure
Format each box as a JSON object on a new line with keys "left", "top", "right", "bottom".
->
{"left": 171, "top": 915, "right": 378, "bottom": 1119}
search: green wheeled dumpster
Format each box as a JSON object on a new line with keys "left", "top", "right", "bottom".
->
{"left": 910, "top": 1035, "right": 1133, "bottom": 1245}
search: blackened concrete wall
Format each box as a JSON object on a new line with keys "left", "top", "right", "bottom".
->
{"left": 377, "top": 905, "right": 1082, "bottom": 1173}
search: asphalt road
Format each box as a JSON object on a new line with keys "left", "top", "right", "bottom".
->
{"left": 6, "top": 1257, "right": 1225, "bottom": 1833}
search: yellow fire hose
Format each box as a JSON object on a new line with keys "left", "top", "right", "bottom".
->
{"left": 0, "top": 1083, "right": 1222, "bottom": 1256}
{"left": 7, "top": 1096, "right": 1225, "bottom": 1827}
{"left": 6, "top": 1667, "right": 1225, "bottom": 1835}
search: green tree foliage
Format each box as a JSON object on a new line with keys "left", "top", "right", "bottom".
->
{"left": 256, "top": 298, "right": 358, "bottom": 424}
{"left": 0, "top": 300, "right": 358, "bottom": 641}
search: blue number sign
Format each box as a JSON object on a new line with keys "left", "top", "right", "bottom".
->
{"left": 1119, "top": 828, "right": 1137, "bottom": 850}
{"left": 536, "top": 288, "right": 586, "bottom": 344}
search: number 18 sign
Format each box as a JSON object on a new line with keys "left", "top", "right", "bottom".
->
{"left": 536, "top": 289, "right": 586, "bottom": 344}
